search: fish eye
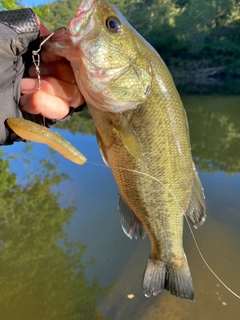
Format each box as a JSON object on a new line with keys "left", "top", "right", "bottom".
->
{"left": 106, "top": 17, "right": 121, "bottom": 33}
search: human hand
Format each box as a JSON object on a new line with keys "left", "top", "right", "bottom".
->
{"left": 20, "top": 22, "right": 85, "bottom": 120}
{"left": 0, "top": 9, "right": 84, "bottom": 145}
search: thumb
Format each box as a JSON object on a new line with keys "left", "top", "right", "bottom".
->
{"left": 36, "top": 16, "right": 52, "bottom": 36}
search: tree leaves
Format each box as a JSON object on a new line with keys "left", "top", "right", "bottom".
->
{"left": 0, "top": 0, "right": 21, "bottom": 10}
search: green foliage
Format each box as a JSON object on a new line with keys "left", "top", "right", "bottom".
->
{"left": 0, "top": 0, "right": 20, "bottom": 9}
{"left": 0, "top": 149, "right": 111, "bottom": 319}
{"left": 34, "top": 0, "right": 81, "bottom": 30}
{"left": 56, "top": 107, "right": 95, "bottom": 134}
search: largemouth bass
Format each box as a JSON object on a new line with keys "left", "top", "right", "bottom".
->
{"left": 44, "top": 0, "right": 206, "bottom": 301}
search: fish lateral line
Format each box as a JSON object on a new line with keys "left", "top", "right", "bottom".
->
{"left": 86, "top": 160, "right": 240, "bottom": 299}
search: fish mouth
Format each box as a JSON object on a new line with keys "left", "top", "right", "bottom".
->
{"left": 76, "top": 0, "right": 95, "bottom": 15}
{"left": 49, "top": 0, "right": 96, "bottom": 40}
{"left": 51, "top": 27, "right": 71, "bottom": 40}
{"left": 68, "top": 0, "right": 96, "bottom": 36}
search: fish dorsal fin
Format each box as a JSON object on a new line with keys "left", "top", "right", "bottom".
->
{"left": 119, "top": 194, "right": 146, "bottom": 240}
{"left": 113, "top": 114, "right": 143, "bottom": 161}
{"left": 185, "top": 163, "right": 206, "bottom": 228}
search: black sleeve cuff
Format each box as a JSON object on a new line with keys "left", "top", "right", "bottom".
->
{"left": 0, "top": 8, "right": 40, "bottom": 145}
{"left": 0, "top": 8, "right": 39, "bottom": 55}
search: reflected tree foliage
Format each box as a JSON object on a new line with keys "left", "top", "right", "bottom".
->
{"left": 184, "top": 95, "right": 240, "bottom": 174}
{"left": 0, "top": 149, "right": 111, "bottom": 320}
{"left": 57, "top": 107, "right": 95, "bottom": 134}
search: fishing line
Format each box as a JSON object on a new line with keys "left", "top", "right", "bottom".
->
{"left": 184, "top": 216, "right": 240, "bottom": 299}
{"left": 86, "top": 161, "right": 173, "bottom": 195}
{"left": 32, "top": 32, "right": 55, "bottom": 128}
{"left": 86, "top": 161, "right": 109, "bottom": 168}
{"left": 86, "top": 159, "right": 240, "bottom": 298}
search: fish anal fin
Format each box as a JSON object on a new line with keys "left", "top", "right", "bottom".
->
{"left": 142, "top": 254, "right": 195, "bottom": 302}
{"left": 113, "top": 115, "right": 142, "bottom": 161}
{"left": 186, "top": 164, "right": 206, "bottom": 229}
{"left": 119, "top": 195, "right": 146, "bottom": 240}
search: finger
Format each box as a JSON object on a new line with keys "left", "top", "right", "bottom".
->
{"left": 36, "top": 16, "right": 52, "bottom": 36}
{"left": 39, "top": 23, "right": 51, "bottom": 36}
{"left": 28, "top": 61, "right": 77, "bottom": 84}
{"left": 20, "top": 91, "right": 70, "bottom": 120}
{"left": 21, "top": 77, "right": 84, "bottom": 107}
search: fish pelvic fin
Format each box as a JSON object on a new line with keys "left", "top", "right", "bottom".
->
{"left": 142, "top": 255, "right": 195, "bottom": 302}
{"left": 119, "top": 194, "right": 146, "bottom": 240}
{"left": 185, "top": 163, "right": 206, "bottom": 229}
{"left": 95, "top": 127, "right": 109, "bottom": 166}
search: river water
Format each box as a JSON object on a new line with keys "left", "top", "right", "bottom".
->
{"left": 1, "top": 93, "right": 240, "bottom": 319}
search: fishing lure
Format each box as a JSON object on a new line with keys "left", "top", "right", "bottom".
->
{"left": 6, "top": 118, "right": 86, "bottom": 165}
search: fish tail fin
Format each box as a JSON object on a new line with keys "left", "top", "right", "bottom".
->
{"left": 142, "top": 254, "right": 195, "bottom": 301}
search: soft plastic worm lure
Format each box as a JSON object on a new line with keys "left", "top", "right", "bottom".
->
{"left": 7, "top": 118, "right": 86, "bottom": 165}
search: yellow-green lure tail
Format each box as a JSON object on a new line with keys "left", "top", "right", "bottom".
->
{"left": 6, "top": 118, "right": 86, "bottom": 165}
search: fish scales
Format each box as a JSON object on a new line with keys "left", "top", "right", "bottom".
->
{"left": 44, "top": 0, "right": 205, "bottom": 301}
{"left": 89, "top": 72, "right": 192, "bottom": 258}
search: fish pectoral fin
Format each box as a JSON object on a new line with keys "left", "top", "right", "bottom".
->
{"left": 119, "top": 194, "right": 146, "bottom": 240}
{"left": 185, "top": 163, "right": 206, "bottom": 228}
{"left": 95, "top": 128, "right": 109, "bottom": 166}
{"left": 142, "top": 254, "right": 195, "bottom": 301}
{"left": 113, "top": 116, "right": 142, "bottom": 161}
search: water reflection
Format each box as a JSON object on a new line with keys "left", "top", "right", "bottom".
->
{"left": 183, "top": 95, "right": 240, "bottom": 230}
{"left": 183, "top": 95, "right": 240, "bottom": 174}
{"left": 0, "top": 148, "right": 112, "bottom": 320}
{"left": 1, "top": 93, "right": 240, "bottom": 319}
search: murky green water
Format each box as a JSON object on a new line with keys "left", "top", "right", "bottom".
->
{"left": 1, "top": 93, "right": 240, "bottom": 319}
